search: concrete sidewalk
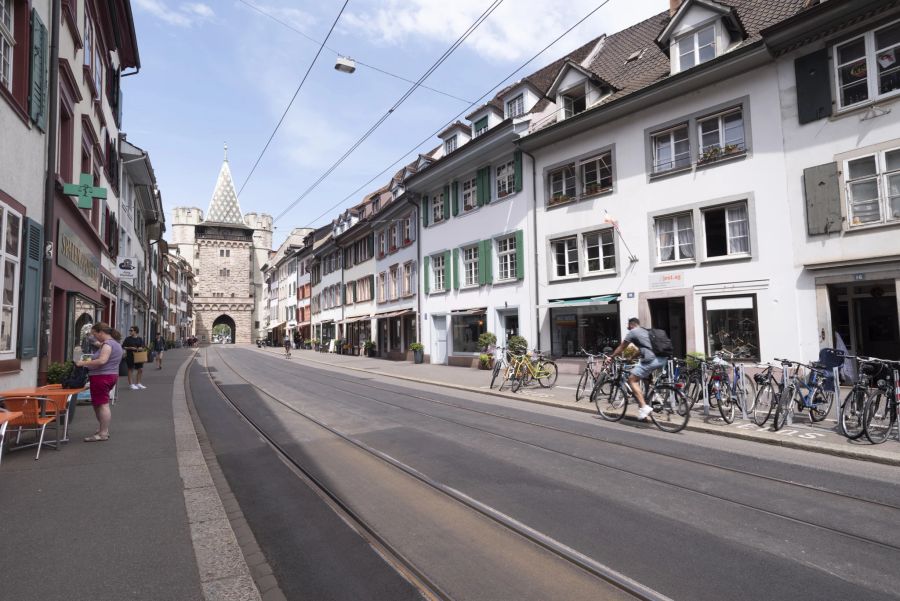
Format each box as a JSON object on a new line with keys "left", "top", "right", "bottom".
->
{"left": 0, "top": 349, "right": 261, "bottom": 601}
{"left": 256, "top": 344, "right": 900, "bottom": 466}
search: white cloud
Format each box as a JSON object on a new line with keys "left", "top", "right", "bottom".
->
{"left": 342, "top": 0, "right": 666, "bottom": 63}
{"left": 134, "top": 0, "right": 214, "bottom": 27}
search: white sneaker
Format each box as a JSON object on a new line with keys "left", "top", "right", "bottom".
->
{"left": 637, "top": 405, "right": 653, "bottom": 420}
{"left": 137, "top": 384, "right": 147, "bottom": 389}
{"left": 130, "top": 384, "right": 139, "bottom": 390}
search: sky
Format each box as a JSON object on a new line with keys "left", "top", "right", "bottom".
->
{"left": 125, "top": 0, "right": 669, "bottom": 245}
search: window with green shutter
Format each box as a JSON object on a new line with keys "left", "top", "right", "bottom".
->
{"left": 514, "top": 150, "right": 523, "bottom": 193}
{"left": 29, "top": 9, "right": 49, "bottom": 131}
{"left": 481, "top": 239, "right": 493, "bottom": 284}
{"left": 451, "top": 182, "right": 459, "bottom": 216}
{"left": 423, "top": 256, "right": 430, "bottom": 294}
{"left": 422, "top": 195, "right": 430, "bottom": 227}
{"left": 477, "top": 166, "right": 491, "bottom": 206}
{"left": 17, "top": 218, "right": 41, "bottom": 359}
{"left": 514, "top": 229, "right": 524, "bottom": 279}
{"left": 442, "top": 191, "right": 450, "bottom": 221}
{"left": 452, "top": 248, "right": 459, "bottom": 290}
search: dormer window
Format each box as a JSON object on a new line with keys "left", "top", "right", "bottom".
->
{"left": 562, "top": 91, "right": 586, "bottom": 119}
{"left": 506, "top": 94, "right": 524, "bottom": 118}
{"left": 445, "top": 135, "right": 457, "bottom": 154}
{"left": 473, "top": 116, "right": 488, "bottom": 138}
{"left": 677, "top": 24, "right": 716, "bottom": 70}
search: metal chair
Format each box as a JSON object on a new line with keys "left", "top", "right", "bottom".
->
{"left": 3, "top": 396, "right": 59, "bottom": 460}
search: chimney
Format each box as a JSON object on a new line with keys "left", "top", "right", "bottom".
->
{"left": 670, "top": 0, "right": 683, "bottom": 16}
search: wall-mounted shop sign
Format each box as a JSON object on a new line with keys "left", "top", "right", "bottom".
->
{"left": 649, "top": 272, "right": 684, "bottom": 290}
{"left": 58, "top": 220, "right": 100, "bottom": 288}
{"left": 101, "top": 273, "right": 118, "bottom": 296}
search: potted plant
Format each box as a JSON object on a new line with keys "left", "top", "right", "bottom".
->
{"left": 310, "top": 338, "right": 320, "bottom": 352}
{"left": 478, "top": 353, "right": 492, "bottom": 370}
{"left": 409, "top": 342, "right": 425, "bottom": 364}
{"left": 507, "top": 335, "right": 528, "bottom": 355}
{"left": 403, "top": 238, "right": 412, "bottom": 245}
{"left": 47, "top": 361, "right": 74, "bottom": 384}
{"left": 363, "top": 340, "right": 376, "bottom": 357}
{"left": 477, "top": 332, "right": 497, "bottom": 354}
{"left": 699, "top": 146, "right": 722, "bottom": 164}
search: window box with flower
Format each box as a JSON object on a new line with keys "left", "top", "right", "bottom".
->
{"left": 698, "top": 142, "right": 745, "bottom": 165}
{"left": 548, "top": 194, "right": 573, "bottom": 207}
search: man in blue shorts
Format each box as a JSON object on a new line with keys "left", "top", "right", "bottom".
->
{"left": 606, "top": 318, "right": 667, "bottom": 421}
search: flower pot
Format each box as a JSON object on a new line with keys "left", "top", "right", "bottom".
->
{"left": 413, "top": 349, "right": 424, "bottom": 364}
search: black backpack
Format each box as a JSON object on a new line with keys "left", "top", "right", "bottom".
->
{"left": 62, "top": 365, "right": 89, "bottom": 389}
{"left": 644, "top": 328, "right": 674, "bottom": 357}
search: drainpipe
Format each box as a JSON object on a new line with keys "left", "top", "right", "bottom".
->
{"left": 407, "top": 194, "right": 422, "bottom": 349}
{"left": 516, "top": 145, "right": 541, "bottom": 353}
{"left": 39, "top": 0, "right": 61, "bottom": 377}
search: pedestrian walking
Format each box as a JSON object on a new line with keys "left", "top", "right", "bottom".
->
{"left": 123, "top": 326, "right": 146, "bottom": 390}
{"left": 75, "top": 323, "right": 123, "bottom": 442}
{"left": 283, "top": 337, "right": 292, "bottom": 358}
{"left": 154, "top": 334, "right": 166, "bottom": 370}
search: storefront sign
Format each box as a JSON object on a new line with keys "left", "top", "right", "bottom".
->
{"left": 101, "top": 273, "right": 118, "bottom": 296}
{"left": 649, "top": 272, "right": 684, "bottom": 289}
{"left": 57, "top": 221, "right": 100, "bottom": 288}
{"left": 117, "top": 257, "right": 138, "bottom": 280}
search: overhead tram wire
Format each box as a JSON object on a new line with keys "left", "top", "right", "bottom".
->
{"left": 272, "top": 0, "right": 505, "bottom": 224}
{"left": 236, "top": 0, "right": 350, "bottom": 199}
{"left": 236, "top": 0, "right": 474, "bottom": 105}
{"left": 300, "top": 0, "right": 617, "bottom": 228}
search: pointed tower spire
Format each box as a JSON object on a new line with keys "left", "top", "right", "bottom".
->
{"left": 205, "top": 149, "right": 245, "bottom": 225}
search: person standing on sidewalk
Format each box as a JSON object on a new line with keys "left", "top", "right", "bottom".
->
{"left": 123, "top": 326, "right": 146, "bottom": 390}
{"left": 283, "top": 337, "right": 292, "bottom": 358}
{"left": 75, "top": 323, "right": 123, "bottom": 442}
{"left": 154, "top": 334, "right": 166, "bottom": 370}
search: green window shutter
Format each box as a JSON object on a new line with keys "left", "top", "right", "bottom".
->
{"left": 451, "top": 182, "right": 459, "bottom": 216}
{"left": 514, "top": 150, "right": 523, "bottom": 193}
{"left": 368, "top": 233, "right": 374, "bottom": 257}
{"left": 352, "top": 282, "right": 357, "bottom": 303}
{"left": 476, "top": 242, "right": 484, "bottom": 286}
{"left": 444, "top": 250, "right": 459, "bottom": 289}
{"left": 370, "top": 274, "right": 375, "bottom": 299}
{"left": 477, "top": 166, "right": 491, "bottom": 206}
{"left": 422, "top": 195, "right": 430, "bottom": 227}
{"left": 482, "top": 239, "right": 493, "bottom": 284}
{"left": 29, "top": 9, "right": 49, "bottom": 131}
{"left": 18, "top": 219, "right": 43, "bottom": 359}
{"left": 515, "top": 229, "right": 524, "bottom": 279}
{"left": 452, "top": 248, "right": 459, "bottom": 290}
{"left": 442, "top": 192, "right": 450, "bottom": 221}
{"left": 342, "top": 284, "right": 347, "bottom": 305}
{"left": 423, "top": 256, "right": 430, "bottom": 294}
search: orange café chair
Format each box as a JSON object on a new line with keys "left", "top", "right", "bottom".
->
{"left": 3, "top": 396, "right": 60, "bottom": 460}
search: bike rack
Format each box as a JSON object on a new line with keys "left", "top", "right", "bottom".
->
{"left": 832, "top": 366, "right": 841, "bottom": 422}
{"left": 893, "top": 367, "right": 900, "bottom": 442}
{"left": 736, "top": 363, "right": 748, "bottom": 421}
{"left": 700, "top": 363, "right": 710, "bottom": 417}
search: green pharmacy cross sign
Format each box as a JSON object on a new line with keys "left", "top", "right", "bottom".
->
{"left": 63, "top": 173, "right": 106, "bottom": 209}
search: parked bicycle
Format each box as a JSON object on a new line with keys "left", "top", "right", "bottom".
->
{"left": 862, "top": 357, "right": 900, "bottom": 444}
{"left": 771, "top": 358, "right": 834, "bottom": 431}
{"left": 509, "top": 350, "right": 558, "bottom": 393}
{"left": 575, "top": 348, "right": 609, "bottom": 402}
{"left": 839, "top": 355, "right": 875, "bottom": 440}
{"left": 751, "top": 363, "right": 782, "bottom": 426}
{"left": 489, "top": 345, "right": 511, "bottom": 390}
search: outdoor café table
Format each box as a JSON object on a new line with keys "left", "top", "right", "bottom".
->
{"left": 0, "top": 386, "right": 88, "bottom": 446}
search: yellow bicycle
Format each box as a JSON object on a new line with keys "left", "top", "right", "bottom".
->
{"left": 508, "top": 351, "right": 558, "bottom": 392}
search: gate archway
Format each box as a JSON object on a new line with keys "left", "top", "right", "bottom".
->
{"left": 212, "top": 314, "right": 236, "bottom": 344}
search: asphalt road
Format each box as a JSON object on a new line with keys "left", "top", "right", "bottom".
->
{"left": 191, "top": 346, "right": 900, "bottom": 601}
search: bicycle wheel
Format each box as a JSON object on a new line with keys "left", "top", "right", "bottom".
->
{"left": 739, "top": 373, "right": 757, "bottom": 416}
{"left": 685, "top": 374, "right": 703, "bottom": 409}
{"left": 648, "top": 383, "right": 690, "bottom": 433}
{"left": 864, "top": 390, "right": 896, "bottom": 444}
{"left": 839, "top": 386, "right": 867, "bottom": 440}
{"left": 808, "top": 387, "right": 833, "bottom": 423}
{"left": 752, "top": 382, "right": 777, "bottom": 426}
{"left": 490, "top": 361, "right": 503, "bottom": 389}
{"left": 772, "top": 385, "right": 794, "bottom": 431}
{"left": 590, "top": 372, "right": 612, "bottom": 403}
{"left": 717, "top": 381, "right": 736, "bottom": 424}
{"left": 575, "top": 370, "right": 591, "bottom": 402}
{"left": 537, "top": 360, "right": 558, "bottom": 388}
{"left": 595, "top": 380, "right": 628, "bottom": 421}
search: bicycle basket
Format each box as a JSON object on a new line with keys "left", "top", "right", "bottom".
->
{"left": 817, "top": 347, "right": 845, "bottom": 370}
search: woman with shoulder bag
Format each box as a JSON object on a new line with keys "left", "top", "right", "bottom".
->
{"left": 122, "top": 326, "right": 147, "bottom": 390}
{"left": 75, "top": 323, "right": 123, "bottom": 442}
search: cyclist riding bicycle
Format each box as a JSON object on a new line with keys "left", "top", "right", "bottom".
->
{"left": 605, "top": 318, "right": 668, "bottom": 421}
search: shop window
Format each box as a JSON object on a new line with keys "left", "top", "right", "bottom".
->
{"left": 550, "top": 305, "right": 619, "bottom": 357}
{"left": 551, "top": 237, "right": 578, "bottom": 277}
{"left": 703, "top": 202, "right": 749, "bottom": 257}
{"left": 451, "top": 312, "right": 486, "bottom": 353}
{"left": 703, "top": 295, "right": 760, "bottom": 360}
{"left": 584, "top": 230, "right": 615, "bottom": 273}
{"left": 655, "top": 213, "right": 694, "bottom": 262}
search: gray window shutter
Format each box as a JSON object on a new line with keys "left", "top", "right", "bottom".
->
{"left": 423, "top": 256, "right": 430, "bottom": 294}
{"left": 422, "top": 195, "right": 430, "bottom": 227}
{"left": 795, "top": 49, "right": 832, "bottom": 125}
{"left": 514, "top": 150, "right": 523, "bottom": 193}
{"left": 804, "top": 162, "right": 842, "bottom": 235}
{"left": 29, "top": 9, "right": 49, "bottom": 131}
{"left": 18, "top": 218, "right": 43, "bottom": 359}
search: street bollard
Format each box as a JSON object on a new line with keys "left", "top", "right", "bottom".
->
{"left": 701, "top": 362, "right": 710, "bottom": 417}
{"left": 833, "top": 366, "right": 841, "bottom": 422}
{"left": 738, "top": 363, "right": 748, "bottom": 421}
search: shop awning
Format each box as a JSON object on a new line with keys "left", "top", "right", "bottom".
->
{"left": 374, "top": 309, "right": 415, "bottom": 319}
{"left": 342, "top": 315, "right": 372, "bottom": 324}
{"left": 538, "top": 294, "right": 620, "bottom": 309}
{"left": 450, "top": 307, "right": 487, "bottom": 315}
{"left": 265, "top": 321, "right": 285, "bottom": 331}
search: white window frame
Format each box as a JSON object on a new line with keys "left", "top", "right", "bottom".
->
{"left": 675, "top": 24, "right": 717, "bottom": 72}
{"left": 462, "top": 176, "right": 477, "bottom": 211}
{"left": 701, "top": 202, "right": 750, "bottom": 258}
{"left": 579, "top": 152, "right": 613, "bottom": 196}
{"left": 378, "top": 272, "right": 386, "bottom": 302}
{"left": 432, "top": 192, "right": 445, "bottom": 224}
{"left": 473, "top": 116, "right": 488, "bottom": 137}
{"left": 432, "top": 254, "right": 446, "bottom": 292}
{"left": 583, "top": 229, "right": 616, "bottom": 274}
{"left": 403, "top": 214, "right": 414, "bottom": 244}
{"left": 551, "top": 237, "right": 579, "bottom": 278}
{"left": 506, "top": 94, "right": 524, "bottom": 118}
{"left": 697, "top": 108, "right": 745, "bottom": 162}
{"left": 389, "top": 224, "right": 398, "bottom": 251}
{"left": 548, "top": 165, "right": 576, "bottom": 204}
{"left": 834, "top": 20, "right": 900, "bottom": 110}
{"left": 445, "top": 135, "right": 457, "bottom": 154}
{"left": 403, "top": 262, "right": 412, "bottom": 296}
{"left": 0, "top": 0, "right": 13, "bottom": 93}
{"left": 463, "top": 245, "right": 479, "bottom": 287}
{"left": 845, "top": 147, "right": 900, "bottom": 227}
{"left": 378, "top": 231, "right": 386, "bottom": 257}
{"left": 652, "top": 124, "right": 691, "bottom": 173}
{"left": 561, "top": 87, "right": 586, "bottom": 119}
{"left": 389, "top": 265, "right": 399, "bottom": 300}
{"left": 497, "top": 235, "right": 516, "bottom": 282}
{"left": 0, "top": 203, "right": 22, "bottom": 354}
{"left": 496, "top": 160, "right": 515, "bottom": 198}
{"left": 655, "top": 213, "right": 695, "bottom": 263}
